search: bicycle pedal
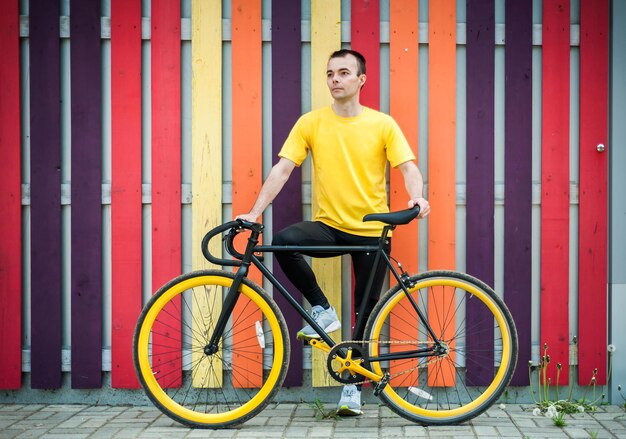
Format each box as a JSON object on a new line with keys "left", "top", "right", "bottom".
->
{"left": 296, "top": 332, "right": 322, "bottom": 343}
{"left": 373, "top": 373, "right": 390, "bottom": 396}
{"left": 301, "top": 338, "right": 321, "bottom": 346}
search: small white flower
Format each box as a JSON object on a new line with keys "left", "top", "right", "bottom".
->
{"left": 577, "top": 405, "right": 585, "bottom": 413}
{"left": 546, "top": 405, "right": 558, "bottom": 418}
{"left": 608, "top": 344, "right": 616, "bottom": 353}
{"left": 499, "top": 404, "right": 506, "bottom": 410}
{"left": 533, "top": 408, "right": 542, "bottom": 416}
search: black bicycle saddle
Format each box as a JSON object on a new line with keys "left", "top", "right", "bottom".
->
{"left": 362, "top": 206, "right": 420, "bottom": 225}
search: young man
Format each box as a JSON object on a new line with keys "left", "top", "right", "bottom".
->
{"left": 237, "top": 49, "right": 430, "bottom": 415}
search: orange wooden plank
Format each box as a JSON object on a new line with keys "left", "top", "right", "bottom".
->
{"left": 231, "top": 0, "right": 263, "bottom": 388}
{"left": 389, "top": 0, "right": 419, "bottom": 386}
{"left": 427, "top": 0, "right": 456, "bottom": 386}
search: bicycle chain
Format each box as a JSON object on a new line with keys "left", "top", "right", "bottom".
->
{"left": 325, "top": 339, "right": 448, "bottom": 387}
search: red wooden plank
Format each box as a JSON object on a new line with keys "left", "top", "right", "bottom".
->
{"left": 578, "top": 0, "right": 608, "bottom": 385}
{"left": 151, "top": 0, "right": 182, "bottom": 388}
{"left": 351, "top": 0, "right": 380, "bottom": 333}
{"left": 540, "top": 0, "right": 570, "bottom": 385}
{"left": 111, "top": 0, "right": 142, "bottom": 388}
{"left": 0, "top": 0, "right": 22, "bottom": 389}
{"left": 351, "top": 0, "right": 380, "bottom": 110}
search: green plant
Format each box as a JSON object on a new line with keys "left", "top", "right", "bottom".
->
{"left": 307, "top": 398, "right": 341, "bottom": 421}
{"left": 552, "top": 411, "right": 567, "bottom": 427}
{"left": 500, "top": 389, "right": 510, "bottom": 404}
{"left": 589, "top": 431, "right": 598, "bottom": 438}
{"left": 528, "top": 339, "right": 610, "bottom": 418}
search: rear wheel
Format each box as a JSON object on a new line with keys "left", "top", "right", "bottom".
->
{"left": 133, "top": 270, "right": 289, "bottom": 428}
{"left": 365, "top": 270, "right": 517, "bottom": 425}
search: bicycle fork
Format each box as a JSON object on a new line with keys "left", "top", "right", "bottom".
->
{"left": 204, "top": 225, "right": 262, "bottom": 356}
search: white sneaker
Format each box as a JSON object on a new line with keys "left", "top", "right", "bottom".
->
{"left": 296, "top": 305, "right": 341, "bottom": 340}
{"left": 336, "top": 384, "right": 363, "bottom": 416}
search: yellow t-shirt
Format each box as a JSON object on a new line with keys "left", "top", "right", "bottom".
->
{"left": 279, "top": 106, "right": 415, "bottom": 236}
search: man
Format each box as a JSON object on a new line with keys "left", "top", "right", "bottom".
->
{"left": 237, "top": 49, "right": 430, "bottom": 415}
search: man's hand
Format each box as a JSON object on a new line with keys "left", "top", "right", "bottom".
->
{"left": 408, "top": 197, "right": 430, "bottom": 219}
{"left": 235, "top": 213, "right": 259, "bottom": 223}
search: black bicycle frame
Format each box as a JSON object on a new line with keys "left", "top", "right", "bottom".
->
{"left": 205, "top": 223, "right": 443, "bottom": 363}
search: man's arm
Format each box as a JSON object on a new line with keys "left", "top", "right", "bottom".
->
{"left": 236, "top": 157, "right": 297, "bottom": 222}
{"left": 397, "top": 160, "right": 430, "bottom": 219}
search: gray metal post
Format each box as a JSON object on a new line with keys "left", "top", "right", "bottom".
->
{"left": 609, "top": 0, "right": 626, "bottom": 406}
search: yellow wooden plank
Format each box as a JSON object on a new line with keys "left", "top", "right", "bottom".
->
{"left": 191, "top": 0, "right": 222, "bottom": 388}
{"left": 310, "top": 0, "right": 342, "bottom": 388}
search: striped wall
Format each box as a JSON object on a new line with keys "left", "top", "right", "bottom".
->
{"left": 0, "top": 0, "right": 612, "bottom": 393}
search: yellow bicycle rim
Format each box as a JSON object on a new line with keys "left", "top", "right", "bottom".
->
{"left": 370, "top": 277, "right": 511, "bottom": 419}
{"left": 136, "top": 275, "right": 284, "bottom": 425}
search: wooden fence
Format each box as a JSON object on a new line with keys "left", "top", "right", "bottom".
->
{"left": 0, "top": 0, "right": 609, "bottom": 392}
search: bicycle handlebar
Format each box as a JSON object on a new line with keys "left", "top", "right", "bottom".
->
{"left": 201, "top": 206, "right": 422, "bottom": 266}
{"left": 201, "top": 220, "right": 246, "bottom": 267}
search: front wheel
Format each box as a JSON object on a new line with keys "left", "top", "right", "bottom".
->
{"left": 133, "top": 270, "right": 290, "bottom": 428}
{"left": 365, "top": 270, "right": 518, "bottom": 425}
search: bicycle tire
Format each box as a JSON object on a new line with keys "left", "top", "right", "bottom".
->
{"left": 133, "top": 270, "right": 290, "bottom": 428}
{"left": 364, "top": 270, "right": 518, "bottom": 425}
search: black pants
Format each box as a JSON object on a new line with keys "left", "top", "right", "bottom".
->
{"left": 272, "top": 221, "right": 391, "bottom": 340}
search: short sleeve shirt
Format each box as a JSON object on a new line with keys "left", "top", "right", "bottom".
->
{"left": 279, "top": 106, "right": 415, "bottom": 236}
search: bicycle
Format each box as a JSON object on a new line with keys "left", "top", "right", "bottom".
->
{"left": 133, "top": 207, "right": 518, "bottom": 428}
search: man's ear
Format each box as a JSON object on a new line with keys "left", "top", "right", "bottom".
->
{"left": 359, "top": 74, "right": 367, "bottom": 88}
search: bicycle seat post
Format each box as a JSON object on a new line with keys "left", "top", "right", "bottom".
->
{"left": 351, "top": 224, "right": 395, "bottom": 341}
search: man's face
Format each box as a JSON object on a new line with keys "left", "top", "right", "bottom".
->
{"left": 326, "top": 54, "right": 366, "bottom": 102}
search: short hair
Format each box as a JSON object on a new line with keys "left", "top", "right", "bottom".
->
{"left": 328, "top": 49, "right": 367, "bottom": 75}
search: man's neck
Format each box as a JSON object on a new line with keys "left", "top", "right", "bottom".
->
{"left": 332, "top": 100, "right": 363, "bottom": 118}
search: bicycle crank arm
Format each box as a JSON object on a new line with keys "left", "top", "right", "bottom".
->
{"left": 309, "top": 338, "right": 332, "bottom": 353}
{"left": 311, "top": 339, "right": 384, "bottom": 383}
{"left": 340, "top": 359, "right": 383, "bottom": 382}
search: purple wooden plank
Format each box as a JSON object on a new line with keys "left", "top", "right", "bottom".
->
{"left": 465, "top": 0, "right": 495, "bottom": 386}
{"left": 29, "top": 0, "right": 62, "bottom": 389}
{"left": 271, "top": 0, "right": 302, "bottom": 387}
{"left": 70, "top": 0, "right": 102, "bottom": 389}
{"left": 504, "top": 0, "right": 532, "bottom": 386}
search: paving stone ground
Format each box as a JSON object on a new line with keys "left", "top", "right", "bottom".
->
{"left": 0, "top": 403, "right": 624, "bottom": 439}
